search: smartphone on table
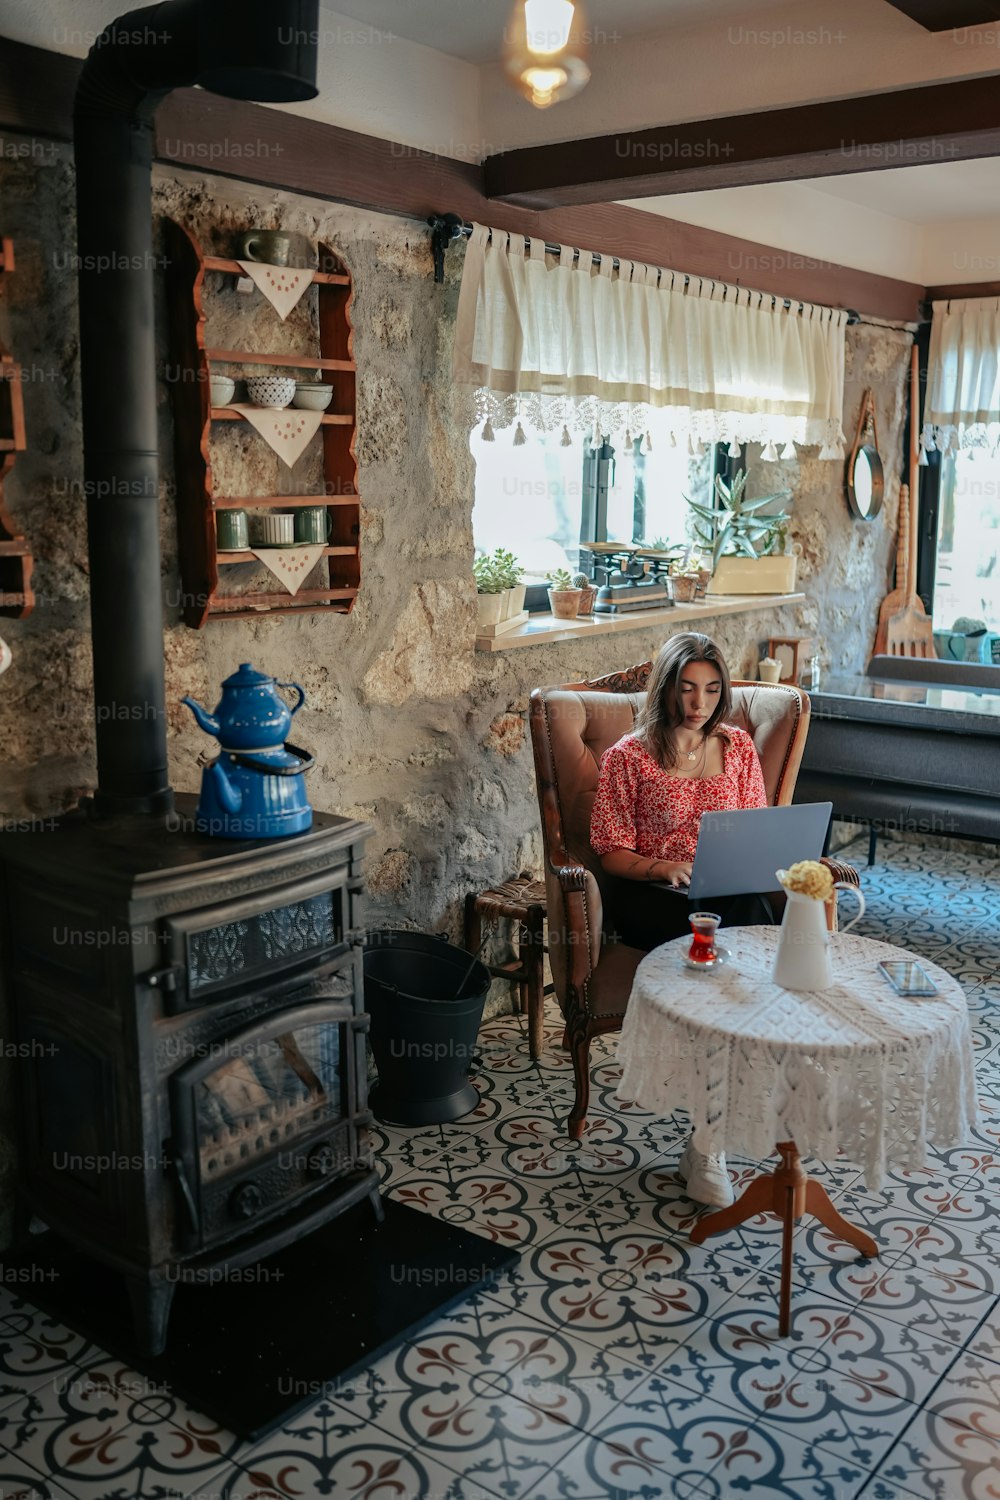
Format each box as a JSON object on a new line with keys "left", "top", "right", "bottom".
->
{"left": 876, "top": 959, "right": 939, "bottom": 997}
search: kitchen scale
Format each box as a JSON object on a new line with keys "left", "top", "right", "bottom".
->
{"left": 581, "top": 543, "right": 676, "bottom": 613}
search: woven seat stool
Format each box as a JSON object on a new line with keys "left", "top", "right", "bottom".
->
{"left": 464, "top": 874, "right": 550, "bottom": 1061}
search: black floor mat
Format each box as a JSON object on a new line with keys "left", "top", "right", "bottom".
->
{"left": 0, "top": 1197, "right": 519, "bottom": 1441}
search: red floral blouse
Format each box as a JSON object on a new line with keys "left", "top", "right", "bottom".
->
{"left": 590, "top": 726, "right": 768, "bottom": 862}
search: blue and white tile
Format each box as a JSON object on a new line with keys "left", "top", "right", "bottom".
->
{"left": 0, "top": 1355, "right": 236, "bottom": 1500}
{"left": 875, "top": 1408, "right": 1000, "bottom": 1500}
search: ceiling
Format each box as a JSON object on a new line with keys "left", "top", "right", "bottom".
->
{"left": 324, "top": 0, "right": 805, "bottom": 64}
{"left": 791, "top": 157, "right": 1000, "bottom": 222}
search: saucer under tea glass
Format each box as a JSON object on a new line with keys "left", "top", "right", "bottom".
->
{"left": 682, "top": 911, "right": 729, "bottom": 970}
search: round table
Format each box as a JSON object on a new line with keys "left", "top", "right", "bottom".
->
{"left": 617, "top": 927, "right": 978, "bottom": 1333}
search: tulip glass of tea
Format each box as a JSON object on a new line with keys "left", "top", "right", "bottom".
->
{"left": 688, "top": 911, "right": 722, "bottom": 964}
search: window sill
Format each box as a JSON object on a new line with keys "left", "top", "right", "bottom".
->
{"left": 474, "top": 592, "right": 806, "bottom": 653}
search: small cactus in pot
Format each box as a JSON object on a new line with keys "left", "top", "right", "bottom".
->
{"left": 546, "top": 567, "right": 583, "bottom": 620}
{"left": 573, "top": 570, "right": 599, "bottom": 617}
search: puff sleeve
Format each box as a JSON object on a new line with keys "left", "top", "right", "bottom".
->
{"left": 590, "top": 741, "right": 641, "bottom": 855}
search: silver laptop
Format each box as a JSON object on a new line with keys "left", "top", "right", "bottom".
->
{"left": 684, "top": 803, "right": 833, "bottom": 900}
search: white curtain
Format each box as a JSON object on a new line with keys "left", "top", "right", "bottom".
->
{"left": 453, "top": 223, "right": 848, "bottom": 458}
{"left": 923, "top": 297, "right": 1000, "bottom": 456}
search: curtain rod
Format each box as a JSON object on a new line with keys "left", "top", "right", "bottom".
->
{"left": 427, "top": 213, "right": 860, "bottom": 325}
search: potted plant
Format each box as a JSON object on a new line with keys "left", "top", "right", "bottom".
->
{"left": 546, "top": 567, "right": 583, "bottom": 619}
{"left": 688, "top": 470, "right": 797, "bottom": 594}
{"left": 670, "top": 561, "right": 701, "bottom": 603}
{"left": 474, "top": 553, "right": 507, "bottom": 628}
{"left": 572, "top": 571, "right": 599, "bottom": 616}
{"left": 494, "top": 548, "right": 526, "bottom": 620}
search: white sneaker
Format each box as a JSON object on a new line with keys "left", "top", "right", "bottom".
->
{"left": 678, "top": 1138, "right": 734, "bottom": 1209}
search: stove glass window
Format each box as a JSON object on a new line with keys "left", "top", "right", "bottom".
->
{"left": 197, "top": 1020, "right": 342, "bottom": 1183}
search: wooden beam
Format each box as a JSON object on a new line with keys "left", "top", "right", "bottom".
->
{"left": 0, "top": 39, "right": 78, "bottom": 140}
{"left": 925, "top": 280, "right": 1000, "bottom": 301}
{"left": 0, "top": 36, "right": 922, "bottom": 319}
{"left": 882, "top": 0, "right": 1000, "bottom": 30}
{"left": 482, "top": 74, "right": 1000, "bottom": 208}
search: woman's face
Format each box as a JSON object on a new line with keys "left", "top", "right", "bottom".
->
{"left": 676, "top": 659, "right": 723, "bottom": 728}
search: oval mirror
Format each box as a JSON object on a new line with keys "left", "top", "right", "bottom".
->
{"left": 848, "top": 444, "right": 884, "bottom": 520}
{"left": 845, "top": 390, "right": 885, "bottom": 520}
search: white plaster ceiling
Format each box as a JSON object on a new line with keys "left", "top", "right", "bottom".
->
{"left": 793, "top": 158, "right": 1000, "bottom": 222}
{"left": 631, "top": 159, "right": 1000, "bottom": 286}
{"left": 323, "top": 0, "right": 805, "bottom": 65}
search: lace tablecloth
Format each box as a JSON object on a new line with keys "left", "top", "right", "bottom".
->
{"left": 617, "top": 927, "right": 978, "bottom": 1188}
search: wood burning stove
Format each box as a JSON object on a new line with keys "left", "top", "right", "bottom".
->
{"left": 0, "top": 796, "right": 379, "bottom": 1355}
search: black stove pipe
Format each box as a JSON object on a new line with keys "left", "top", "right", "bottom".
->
{"left": 73, "top": 0, "right": 319, "bottom": 815}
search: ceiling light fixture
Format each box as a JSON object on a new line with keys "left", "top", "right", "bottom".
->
{"left": 504, "top": 0, "right": 590, "bottom": 110}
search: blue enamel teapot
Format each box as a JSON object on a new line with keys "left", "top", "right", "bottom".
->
{"left": 183, "top": 663, "right": 313, "bottom": 839}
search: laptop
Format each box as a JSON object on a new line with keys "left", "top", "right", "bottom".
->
{"left": 679, "top": 802, "right": 833, "bottom": 900}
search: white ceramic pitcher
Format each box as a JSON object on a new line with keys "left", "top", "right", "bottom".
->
{"left": 771, "top": 869, "right": 865, "bottom": 992}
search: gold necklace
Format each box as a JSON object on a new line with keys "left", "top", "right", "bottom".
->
{"left": 678, "top": 734, "right": 707, "bottom": 774}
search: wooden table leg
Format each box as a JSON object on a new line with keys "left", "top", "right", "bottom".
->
{"left": 688, "top": 1140, "right": 878, "bottom": 1336}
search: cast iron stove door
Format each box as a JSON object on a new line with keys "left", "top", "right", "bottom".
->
{"left": 169, "top": 999, "right": 360, "bottom": 1252}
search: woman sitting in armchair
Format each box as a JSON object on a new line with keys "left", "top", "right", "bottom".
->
{"left": 590, "top": 630, "right": 775, "bottom": 1209}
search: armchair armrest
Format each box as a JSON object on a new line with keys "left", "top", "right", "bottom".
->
{"left": 820, "top": 856, "right": 861, "bottom": 933}
{"left": 821, "top": 856, "right": 860, "bottom": 887}
{"left": 544, "top": 857, "right": 603, "bottom": 1001}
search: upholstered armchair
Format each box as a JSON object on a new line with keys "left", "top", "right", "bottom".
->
{"left": 528, "top": 662, "right": 861, "bottom": 1140}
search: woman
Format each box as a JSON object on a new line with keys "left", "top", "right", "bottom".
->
{"left": 590, "top": 631, "right": 772, "bottom": 1209}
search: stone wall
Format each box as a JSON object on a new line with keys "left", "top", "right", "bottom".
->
{"left": 0, "top": 144, "right": 912, "bottom": 1236}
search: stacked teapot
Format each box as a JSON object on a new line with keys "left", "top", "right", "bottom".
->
{"left": 184, "top": 663, "right": 314, "bottom": 839}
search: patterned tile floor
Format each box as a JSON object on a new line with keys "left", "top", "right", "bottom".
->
{"left": 1, "top": 835, "right": 999, "bottom": 1500}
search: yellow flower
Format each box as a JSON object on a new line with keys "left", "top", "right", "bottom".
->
{"left": 780, "top": 859, "right": 834, "bottom": 900}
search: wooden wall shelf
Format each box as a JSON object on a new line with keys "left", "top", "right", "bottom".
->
{"left": 164, "top": 219, "right": 360, "bottom": 628}
{"left": 0, "top": 236, "right": 33, "bottom": 620}
{"left": 211, "top": 408, "right": 353, "bottom": 425}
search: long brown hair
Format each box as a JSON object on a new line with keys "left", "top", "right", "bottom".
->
{"left": 634, "top": 632, "right": 733, "bottom": 768}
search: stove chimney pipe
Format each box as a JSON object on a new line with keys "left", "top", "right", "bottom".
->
{"left": 73, "top": 0, "right": 319, "bottom": 815}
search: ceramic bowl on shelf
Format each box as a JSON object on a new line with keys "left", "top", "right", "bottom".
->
{"left": 247, "top": 375, "right": 296, "bottom": 408}
{"left": 292, "top": 382, "right": 333, "bottom": 411}
{"left": 209, "top": 374, "right": 235, "bottom": 406}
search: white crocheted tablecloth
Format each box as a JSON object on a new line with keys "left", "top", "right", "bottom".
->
{"left": 616, "top": 927, "right": 978, "bottom": 1188}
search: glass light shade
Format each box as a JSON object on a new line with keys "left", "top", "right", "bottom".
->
{"left": 505, "top": 0, "right": 590, "bottom": 109}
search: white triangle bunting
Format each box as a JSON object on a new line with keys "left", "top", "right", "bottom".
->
{"left": 236, "top": 261, "right": 314, "bottom": 321}
{"left": 229, "top": 404, "right": 325, "bottom": 468}
{"left": 250, "top": 543, "right": 326, "bottom": 596}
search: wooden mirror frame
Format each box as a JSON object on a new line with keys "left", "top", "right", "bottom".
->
{"left": 845, "top": 389, "right": 885, "bottom": 520}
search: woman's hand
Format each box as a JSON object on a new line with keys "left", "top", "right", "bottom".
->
{"left": 652, "top": 860, "right": 693, "bottom": 889}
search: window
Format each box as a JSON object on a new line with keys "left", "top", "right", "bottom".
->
{"left": 931, "top": 451, "right": 1000, "bottom": 637}
{"left": 471, "top": 419, "right": 711, "bottom": 606}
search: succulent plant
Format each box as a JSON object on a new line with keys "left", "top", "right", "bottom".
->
{"left": 687, "top": 470, "right": 791, "bottom": 571}
{"left": 474, "top": 547, "right": 524, "bottom": 593}
{"left": 473, "top": 554, "right": 505, "bottom": 594}
{"left": 572, "top": 572, "right": 591, "bottom": 590}
{"left": 546, "top": 568, "right": 577, "bottom": 591}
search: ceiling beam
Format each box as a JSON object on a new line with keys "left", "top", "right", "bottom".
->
{"left": 482, "top": 74, "right": 1000, "bottom": 208}
{"left": 0, "top": 37, "right": 925, "bottom": 319}
{"left": 882, "top": 0, "right": 1000, "bottom": 30}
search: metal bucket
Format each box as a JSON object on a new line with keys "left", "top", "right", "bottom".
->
{"left": 363, "top": 931, "right": 491, "bottom": 1126}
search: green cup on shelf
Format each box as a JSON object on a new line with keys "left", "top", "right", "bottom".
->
{"left": 216, "top": 509, "right": 248, "bottom": 551}
{"left": 294, "top": 506, "right": 331, "bottom": 544}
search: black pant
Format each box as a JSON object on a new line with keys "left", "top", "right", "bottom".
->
{"left": 609, "top": 880, "right": 776, "bottom": 954}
